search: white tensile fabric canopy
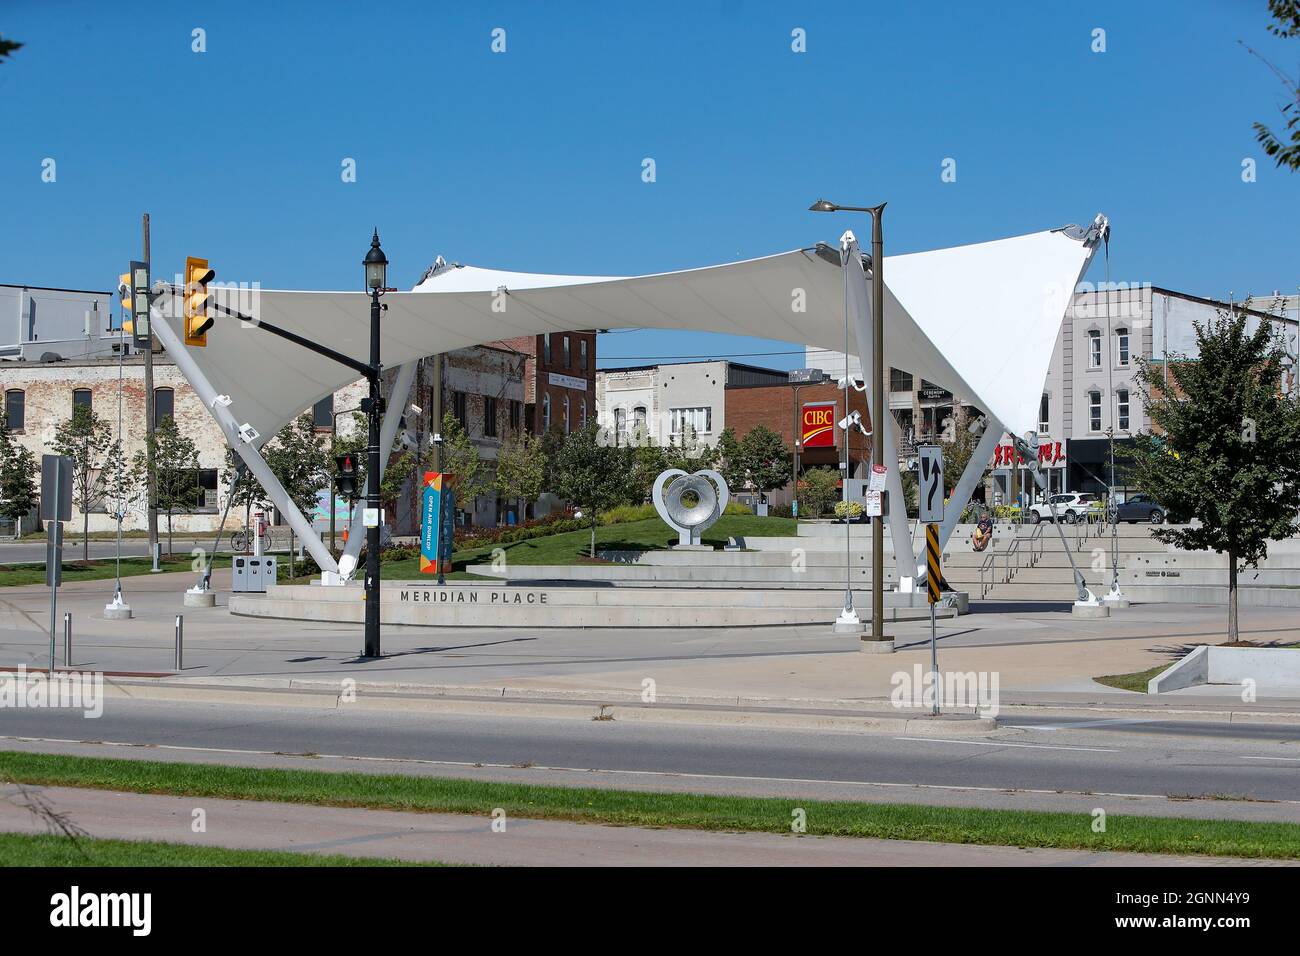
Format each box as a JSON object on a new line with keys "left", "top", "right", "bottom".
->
{"left": 155, "top": 220, "right": 1101, "bottom": 446}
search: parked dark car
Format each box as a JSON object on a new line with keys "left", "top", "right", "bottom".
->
{"left": 1113, "top": 493, "right": 1165, "bottom": 524}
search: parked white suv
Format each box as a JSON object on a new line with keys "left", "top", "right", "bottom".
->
{"left": 1026, "top": 492, "right": 1098, "bottom": 524}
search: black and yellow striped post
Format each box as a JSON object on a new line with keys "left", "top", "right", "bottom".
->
{"left": 925, "top": 522, "right": 941, "bottom": 715}
{"left": 926, "top": 523, "right": 941, "bottom": 605}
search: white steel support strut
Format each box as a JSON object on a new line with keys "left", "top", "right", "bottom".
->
{"left": 936, "top": 419, "right": 1004, "bottom": 553}
{"left": 148, "top": 303, "right": 339, "bottom": 575}
{"left": 844, "top": 233, "right": 917, "bottom": 585}
{"left": 338, "top": 360, "right": 418, "bottom": 580}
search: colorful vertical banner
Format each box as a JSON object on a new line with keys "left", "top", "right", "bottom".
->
{"left": 420, "top": 472, "right": 454, "bottom": 575}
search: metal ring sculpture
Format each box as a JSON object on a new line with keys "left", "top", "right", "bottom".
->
{"left": 652, "top": 468, "right": 730, "bottom": 547}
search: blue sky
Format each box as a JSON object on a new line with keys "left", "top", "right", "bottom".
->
{"left": 2, "top": 0, "right": 1297, "bottom": 371}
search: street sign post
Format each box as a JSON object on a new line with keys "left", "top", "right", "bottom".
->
{"left": 41, "top": 455, "right": 73, "bottom": 673}
{"left": 926, "top": 521, "right": 941, "bottom": 715}
{"left": 918, "top": 444, "right": 944, "bottom": 523}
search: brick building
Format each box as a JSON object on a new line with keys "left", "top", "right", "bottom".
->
{"left": 723, "top": 378, "right": 872, "bottom": 507}
{"left": 494, "top": 331, "right": 597, "bottom": 436}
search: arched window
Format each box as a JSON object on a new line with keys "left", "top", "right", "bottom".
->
{"left": 72, "top": 388, "right": 93, "bottom": 412}
{"left": 1087, "top": 330, "right": 1102, "bottom": 369}
{"left": 4, "top": 389, "right": 25, "bottom": 431}
{"left": 154, "top": 387, "right": 175, "bottom": 428}
{"left": 614, "top": 407, "right": 626, "bottom": 439}
{"left": 580, "top": 398, "right": 587, "bottom": 427}
{"left": 562, "top": 394, "right": 571, "bottom": 433}
{"left": 542, "top": 394, "right": 551, "bottom": 430}
{"left": 1088, "top": 390, "right": 1102, "bottom": 432}
{"left": 1115, "top": 327, "right": 1130, "bottom": 367}
{"left": 1116, "top": 388, "right": 1130, "bottom": 431}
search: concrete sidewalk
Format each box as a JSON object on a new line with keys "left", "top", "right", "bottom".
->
{"left": 2, "top": 785, "right": 1290, "bottom": 867}
{"left": 3, "top": 572, "right": 1298, "bottom": 724}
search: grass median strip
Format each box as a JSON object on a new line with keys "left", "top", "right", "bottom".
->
{"left": 3, "top": 750, "right": 1298, "bottom": 860}
{"left": 0, "top": 832, "right": 439, "bottom": 866}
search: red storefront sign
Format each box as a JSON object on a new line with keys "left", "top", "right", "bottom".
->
{"left": 801, "top": 402, "right": 836, "bottom": 448}
{"left": 992, "top": 441, "right": 1066, "bottom": 468}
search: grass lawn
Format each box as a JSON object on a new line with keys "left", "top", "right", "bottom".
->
{"left": 0, "top": 555, "right": 233, "bottom": 588}
{"left": 3, "top": 750, "right": 1298, "bottom": 860}
{"left": 384, "top": 514, "right": 797, "bottom": 578}
{"left": 0, "top": 832, "right": 440, "bottom": 866}
{"left": 1095, "top": 663, "right": 1172, "bottom": 693}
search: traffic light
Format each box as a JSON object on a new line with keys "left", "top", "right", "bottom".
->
{"left": 335, "top": 454, "right": 358, "bottom": 499}
{"left": 118, "top": 272, "right": 133, "bottom": 335}
{"left": 183, "top": 256, "right": 216, "bottom": 346}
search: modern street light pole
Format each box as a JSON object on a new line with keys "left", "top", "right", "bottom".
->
{"left": 363, "top": 230, "right": 388, "bottom": 659}
{"left": 810, "top": 199, "right": 888, "bottom": 643}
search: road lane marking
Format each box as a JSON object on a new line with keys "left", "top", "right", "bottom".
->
{"left": 1239, "top": 755, "right": 1300, "bottom": 762}
{"left": 1017, "top": 718, "right": 1162, "bottom": 732}
{"left": 893, "top": 736, "right": 1120, "bottom": 753}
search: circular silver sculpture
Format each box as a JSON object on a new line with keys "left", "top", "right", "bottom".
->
{"left": 652, "top": 468, "right": 729, "bottom": 548}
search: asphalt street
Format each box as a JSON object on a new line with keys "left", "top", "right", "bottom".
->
{"left": 3, "top": 697, "right": 1297, "bottom": 820}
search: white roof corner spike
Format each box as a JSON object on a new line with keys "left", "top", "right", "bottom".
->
{"left": 154, "top": 217, "right": 1100, "bottom": 447}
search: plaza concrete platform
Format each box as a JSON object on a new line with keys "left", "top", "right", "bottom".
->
{"left": 229, "top": 580, "right": 960, "bottom": 628}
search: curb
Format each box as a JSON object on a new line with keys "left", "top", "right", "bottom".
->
{"left": 99, "top": 678, "right": 998, "bottom": 736}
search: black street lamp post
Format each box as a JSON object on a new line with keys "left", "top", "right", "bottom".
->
{"left": 363, "top": 230, "right": 388, "bottom": 658}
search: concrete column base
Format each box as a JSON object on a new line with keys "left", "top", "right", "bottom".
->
{"left": 184, "top": 591, "right": 217, "bottom": 608}
{"left": 1103, "top": 597, "right": 1130, "bottom": 609}
{"left": 859, "top": 638, "right": 895, "bottom": 653}
{"left": 103, "top": 606, "right": 133, "bottom": 620}
{"left": 1072, "top": 603, "right": 1110, "bottom": 619}
{"left": 833, "top": 620, "right": 866, "bottom": 634}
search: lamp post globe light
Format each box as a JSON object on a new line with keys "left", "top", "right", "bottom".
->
{"left": 810, "top": 198, "right": 889, "bottom": 647}
{"left": 363, "top": 230, "right": 388, "bottom": 658}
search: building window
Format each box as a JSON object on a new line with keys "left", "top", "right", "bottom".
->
{"left": 890, "top": 368, "right": 913, "bottom": 392}
{"left": 510, "top": 399, "right": 521, "bottom": 431}
{"left": 453, "top": 391, "right": 467, "bottom": 430}
{"left": 484, "top": 396, "right": 498, "bottom": 438}
{"left": 563, "top": 336, "right": 571, "bottom": 368}
{"left": 4, "top": 389, "right": 24, "bottom": 431}
{"left": 670, "top": 406, "right": 712, "bottom": 436}
{"left": 614, "top": 407, "right": 626, "bottom": 440}
{"left": 1088, "top": 390, "right": 1102, "bottom": 432}
{"left": 542, "top": 334, "right": 552, "bottom": 364}
{"left": 154, "top": 387, "right": 175, "bottom": 428}
{"left": 1088, "top": 330, "right": 1102, "bottom": 369}
{"left": 1115, "top": 327, "right": 1130, "bottom": 367}
{"left": 1039, "top": 394, "right": 1050, "bottom": 434}
{"left": 311, "top": 395, "right": 333, "bottom": 429}
{"left": 562, "top": 394, "right": 571, "bottom": 433}
{"left": 580, "top": 340, "right": 588, "bottom": 371}
{"left": 633, "top": 405, "right": 648, "bottom": 438}
{"left": 73, "top": 389, "right": 93, "bottom": 412}
{"left": 580, "top": 398, "right": 587, "bottom": 427}
{"left": 1116, "top": 388, "right": 1130, "bottom": 431}
{"left": 542, "top": 394, "right": 551, "bottom": 430}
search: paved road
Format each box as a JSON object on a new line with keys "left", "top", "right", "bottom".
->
{"left": 0, "top": 537, "right": 217, "bottom": 565}
{"left": 3, "top": 697, "right": 1298, "bottom": 821}
{"left": 3, "top": 785, "right": 1284, "bottom": 867}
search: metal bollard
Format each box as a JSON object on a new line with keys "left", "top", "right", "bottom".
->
{"left": 63, "top": 612, "right": 72, "bottom": 668}
{"left": 175, "top": 614, "right": 183, "bottom": 671}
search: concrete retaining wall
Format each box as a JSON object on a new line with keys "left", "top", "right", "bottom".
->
{"left": 1149, "top": 645, "right": 1300, "bottom": 693}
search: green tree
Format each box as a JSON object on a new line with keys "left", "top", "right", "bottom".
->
{"left": 440, "top": 412, "right": 482, "bottom": 509}
{"left": 1250, "top": 0, "right": 1300, "bottom": 170}
{"left": 134, "top": 416, "right": 199, "bottom": 557}
{"left": 717, "top": 425, "right": 793, "bottom": 502}
{"left": 1124, "top": 307, "right": 1300, "bottom": 640}
{"left": 52, "top": 404, "right": 116, "bottom": 560}
{"left": 264, "top": 414, "right": 332, "bottom": 545}
{"left": 941, "top": 426, "right": 982, "bottom": 498}
{"left": 495, "top": 428, "right": 547, "bottom": 521}
{"left": 798, "top": 467, "right": 841, "bottom": 517}
{"left": 554, "top": 423, "right": 637, "bottom": 556}
{"left": 0, "top": 413, "right": 38, "bottom": 535}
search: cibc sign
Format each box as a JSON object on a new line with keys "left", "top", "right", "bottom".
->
{"left": 801, "top": 402, "right": 836, "bottom": 448}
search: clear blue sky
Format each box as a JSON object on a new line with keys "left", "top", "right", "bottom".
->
{"left": 2, "top": 0, "right": 1296, "bottom": 371}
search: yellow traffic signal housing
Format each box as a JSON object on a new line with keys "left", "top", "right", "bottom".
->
{"left": 184, "top": 256, "right": 216, "bottom": 346}
{"left": 118, "top": 272, "right": 134, "bottom": 335}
